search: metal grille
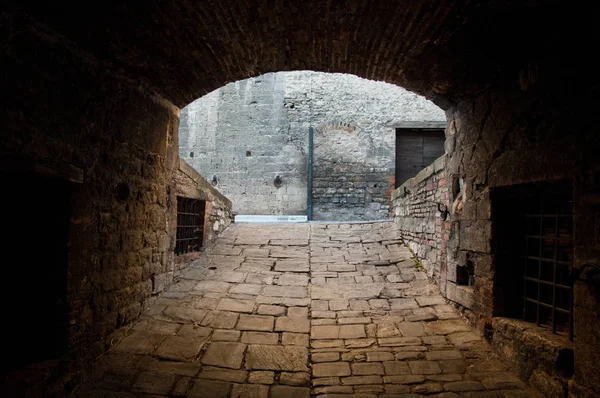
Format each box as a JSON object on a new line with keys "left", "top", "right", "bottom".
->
{"left": 175, "top": 197, "right": 205, "bottom": 255}
{"left": 520, "top": 197, "right": 573, "bottom": 339}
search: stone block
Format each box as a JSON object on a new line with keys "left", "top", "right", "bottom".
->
{"left": 201, "top": 342, "right": 246, "bottom": 369}
{"left": 287, "top": 306, "right": 309, "bottom": 318}
{"left": 187, "top": 380, "right": 231, "bottom": 398}
{"left": 383, "top": 361, "right": 411, "bottom": 375}
{"left": 113, "top": 332, "right": 164, "bottom": 355}
{"left": 245, "top": 345, "right": 308, "bottom": 371}
{"left": 312, "top": 352, "right": 340, "bottom": 363}
{"left": 163, "top": 306, "right": 207, "bottom": 323}
{"left": 197, "top": 367, "right": 247, "bottom": 383}
{"left": 409, "top": 361, "right": 442, "bottom": 375}
{"left": 155, "top": 336, "right": 205, "bottom": 361}
{"left": 262, "top": 286, "right": 307, "bottom": 298}
{"left": 231, "top": 384, "right": 269, "bottom": 398}
{"left": 389, "top": 298, "right": 419, "bottom": 310}
{"left": 366, "top": 352, "right": 394, "bottom": 362}
{"left": 216, "top": 298, "right": 255, "bottom": 313}
{"left": 237, "top": 315, "right": 275, "bottom": 331}
{"left": 257, "top": 304, "right": 286, "bottom": 316}
{"left": 280, "top": 372, "right": 311, "bottom": 386}
{"left": 311, "top": 325, "right": 339, "bottom": 339}
{"left": 212, "top": 329, "right": 241, "bottom": 341}
{"left": 277, "top": 274, "right": 309, "bottom": 286}
{"left": 397, "top": 322, "right": 426, "bottom": 337}
{"left": 312, "top": 362, "right": 352, "bottom": 377}
{"left": 341, "top": 375, "right": 383, "bottom": 385}
{"left": 275, "top": 317, "right": 310, "bottom": 333}
{"left": 282, "top": 332, "right": 309, "bottom": 346}
{"left": 443, "top": 381, "right": 485, "bottom": 392}
{"left": 270, "top": 385, "right": 310, "bottom": 398}
{"left": 248, "top": 371, "right": 275, "bottom": 384}
{"left": 131, "top": 371, "right": 177, "bottom": 395}
{"left": 351, "top": 362, "right": 384, "bottom": 375}
{"left": 201, "top": 311, "right": 239, "bottom": 329}
{"left": 241, "top": 332, "right": 279, "bottom": 344}
{"left": 339, "top": 324, "right": 366, "bottom": 339}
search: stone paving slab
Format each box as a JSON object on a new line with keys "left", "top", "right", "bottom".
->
{"left": 78, "top": 221, "right": 536, "bottom": 397}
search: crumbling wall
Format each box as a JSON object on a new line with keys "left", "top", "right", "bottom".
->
{"left": 179, "top": 71, "right": 445, "bottom": 220}
{"left": 392, "top": 73, "right": 600, "bottom": 396}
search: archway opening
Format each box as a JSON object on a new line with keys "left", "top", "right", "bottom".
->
{"left": 178, "top": 71, "right": 445, "bottom": 222}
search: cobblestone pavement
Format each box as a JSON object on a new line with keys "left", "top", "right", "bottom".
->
{"left": 80, "top": 222, "right": 537, "bottom": 397}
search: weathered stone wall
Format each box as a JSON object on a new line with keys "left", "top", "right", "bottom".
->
{"left": 392, "top": 72, "right": 600, "bottom": 396}
{"left": 173, "top": 158, "right": 234, "bottom": 267}
{"left": 179, "top": 71, "right": 445, "bottom": 220}
{"left": 0, "top": 14, "right": 233, "bottom": 395}
{"left": 392, "top": 156, "right": 450, "bottom": 281}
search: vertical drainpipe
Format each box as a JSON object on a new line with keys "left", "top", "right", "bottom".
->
{"left": 307, "top": 126, "right": 314, "bottom": 221}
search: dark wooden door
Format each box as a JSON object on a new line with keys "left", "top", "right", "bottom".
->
{"left": 395, "top": 129, "right": 445, "bottom": 187}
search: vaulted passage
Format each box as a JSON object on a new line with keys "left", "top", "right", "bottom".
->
{"left": 1, "top": 0, "right": 599, "bottom": 396}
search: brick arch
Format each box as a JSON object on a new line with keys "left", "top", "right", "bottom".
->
{"left": 5, "top": 0, "right": 574, "bottom": 109}
{"left": 314, "top": 121, "right": 357, "bottom": 135}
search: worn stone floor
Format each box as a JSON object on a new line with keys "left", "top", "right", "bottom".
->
{"left": 79, "top": 222, "right": 537, "bottom": 397}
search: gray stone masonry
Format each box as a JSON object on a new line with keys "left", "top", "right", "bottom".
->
{"left": 179, "top": 71, "right": 445, "bottom": 220}
{"left": 78, "top": 221, "right": 536, "bottom": 397}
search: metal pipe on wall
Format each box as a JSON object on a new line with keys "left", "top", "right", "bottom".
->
{"left": 307, "top": 126, "right": 314, "bottom": 221}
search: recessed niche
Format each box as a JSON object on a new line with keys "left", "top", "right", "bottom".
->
{"left": 116, "top": 183, "right": 130, "bottom": 201}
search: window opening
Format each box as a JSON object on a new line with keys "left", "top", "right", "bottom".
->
{"left": 492, "top": 181, "right": 573, "bottom": 339}
{"left": 175, "top": 197, "right": 205, "bottom": 255}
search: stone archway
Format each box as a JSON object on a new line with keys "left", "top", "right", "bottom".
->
{"left": 1, "top": 1, "right": 599, "bottom": 395}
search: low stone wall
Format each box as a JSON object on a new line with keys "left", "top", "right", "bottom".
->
{"left": 392, "top": 157, "right": 575, "bottom": 395}
{"left": 392, "top": 156, "right": 450, "bottom": 283}
{"left": 172, "top": 158, "right": 234, "bottom": 267}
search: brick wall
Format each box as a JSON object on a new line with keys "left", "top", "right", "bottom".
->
{"left": 392, "top": 156, "right": 450, "bottom": 283}
{"left": 0, "top": 14, "right": 234, "bottom": 394}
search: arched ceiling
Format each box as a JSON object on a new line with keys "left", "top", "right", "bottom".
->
{"left": 3, "top": 0, "right": 594, "bottom": 108}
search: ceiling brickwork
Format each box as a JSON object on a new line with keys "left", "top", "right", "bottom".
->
{"left": 4, "top": 0, "right": 590, "bottom": 108}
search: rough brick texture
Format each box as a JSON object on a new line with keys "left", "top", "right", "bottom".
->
{"left": 0, "top": 11, "right": 233, "bottom": 395}
{"left": 392, "top": 156, "right": 450, "bottom": 285}
{"left": 392, "top": 79, "right": 600, "bottom": 397}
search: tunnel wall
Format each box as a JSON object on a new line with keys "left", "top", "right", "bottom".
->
{"left": 179, "top": 71, "right": 445, "bottom": 220}
{"left": 0, "top": 14, "right": 232, "bottom": 394}
{"left": 393, "top": 72, "right": 600, "bottom": 396}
